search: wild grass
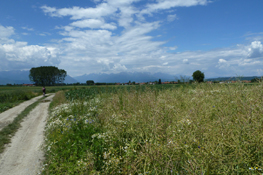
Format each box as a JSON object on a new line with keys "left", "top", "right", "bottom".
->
{"left": 49, "top": 91, "right": 67, "bottom": 109}
{"left": 43, "top": 83, "right": 263, "bottom": 174}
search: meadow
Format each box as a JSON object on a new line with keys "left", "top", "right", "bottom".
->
{"left": 42, "top": 83, "right": 263, "bottom": 174}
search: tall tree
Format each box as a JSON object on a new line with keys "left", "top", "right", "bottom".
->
{"left": 86, "top": 80, "right": 95, "bottom": 85}
{"left": 192, "top": 70, "right": 205, "bottom": 83}
{"left": 29, "top": 66, "right": 67, "bottom": 86}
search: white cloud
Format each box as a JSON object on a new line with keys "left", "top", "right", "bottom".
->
{"left": 183, "top": 59, "right": 189, "bottom": 64}
{"left": 218, "top": 58, "right": 227, "bottom": 63}
{"left": 39, "top": 32, "right": 51, "bottom": 36}
{"left": 247, "top": 41, "right": 263, "bottom": 58}
{"left": 112, "top": 63, "right": 127, "bottom": 72}
{"left": 2, "top": 42, "right": 60, "bottom": 63}
{"left": 92, "top": 0, "right": 102, "bottom": 3}
{"left": 7, "top": 0, "right": 263, "bottom": 78}
{"left": 140, "top": 0, "right": 209, "bottom": 15}
{"left": 41, "top": 3, "right": 116, "bottom": 20}
{"left": 0, "top": 25, "right": 60, "bottom": 71}
{"left": 0, "top": 25, "right": 15, "bottom": 40}
{"left": 117, "top": 6, "right": 138, "bottom": 28}
{"left": 167, "top": 14, "right": 177, "bottom": 22}
{"left": 21, "top": 27, "right": 34, "bottom": 31}
{"left": 105, "top": 0, "right": 141, "bottom": 6}
{"left": 169, "top": 46, "right": 177, "bottom": 50}
{"left": 70, "top": 19, "right": 117, "bottom": 30}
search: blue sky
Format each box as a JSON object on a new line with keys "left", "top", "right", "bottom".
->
{"left": 0, "top": 0, "right": 263, "bottom": 78}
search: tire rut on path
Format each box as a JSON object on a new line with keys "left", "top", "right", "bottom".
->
{"left": 0, "top": 94, "right": 54, "bottom": 175}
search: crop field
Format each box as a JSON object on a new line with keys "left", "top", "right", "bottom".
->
{"left": 42, "top": 83, "right": 263, "bottom": 174}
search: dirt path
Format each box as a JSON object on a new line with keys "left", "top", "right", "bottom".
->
{"left": 0, "top": 95, "right": 44, "bottom": 131}
{"left": 0, "top": 94, "right": 54, "bottom": 175}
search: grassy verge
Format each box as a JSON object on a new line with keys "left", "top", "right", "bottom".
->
{"left": 43, "top": 83, "right": 263, "bottom": 174}
{"left": 0, "top": 85, "right": 81, "bottom": 113}
{"left": 0, "top": 90, "right": 42, "bottom": 113}
{"left": 0, "top": 102, "right": 22, "bottom": 113}
{"left": 0, "top": 96, "right": 45, "bottom": 153}
{"left": 49, "top": 91, "right": 67, "bottom": 109}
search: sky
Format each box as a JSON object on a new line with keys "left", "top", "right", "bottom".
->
{"left": 0, "top": 0, "right": 263, "bottom": 78}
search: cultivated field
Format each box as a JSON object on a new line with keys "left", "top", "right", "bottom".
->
{"left": 42, "top": 83, "right": 263, "bottom": 174}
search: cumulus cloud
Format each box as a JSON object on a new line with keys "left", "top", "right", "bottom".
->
{"left": 0, "top": 25, "right": 15, "bottom": 42}
{"left": 247, "top": 41, "right": 263, "bottom": 58}
{"left": 2, "top": 42, "right": 60, "bottom": 65}
{"left": 0, "top": 25, "right": 60, "bottom": 71}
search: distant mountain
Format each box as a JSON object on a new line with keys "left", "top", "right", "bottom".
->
{"left": 0, "top": 70, "right": 77, "bottom": 85}
{"left": 73, "top": 72, "right": 179, "bottom": 83}
{"left": 73, "top": 72, "right": 262, "bottom": 84}
{"left": 205, "top": 76, "right": 260, "bottom": 82}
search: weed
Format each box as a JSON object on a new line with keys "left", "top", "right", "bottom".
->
{"left": 43, "top": 83, "right": 263, "bottom": 174}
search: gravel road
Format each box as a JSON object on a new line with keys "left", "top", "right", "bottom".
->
{"left": 0, "top": 95, "right": 44, "bottom": 131}
{"left": 0, "top": 94, "right": 54, "bottom": 175}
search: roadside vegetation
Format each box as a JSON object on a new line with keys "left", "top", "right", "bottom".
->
{"left": 43, "top": 83, "right": 263, "bottom": 174}
{"left": 0, "top": 89, "right": 40, "bottom": 113}
{"left": 0, "top": 86, "right": 82, "bottom": 113}
{"left": 0, "top": 96, "right": 46, "bottom": 153}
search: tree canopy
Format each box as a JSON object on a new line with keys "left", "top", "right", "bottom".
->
{"left": 29, "top": 66, "right": 67, "bottom": 86}
{"left": 192, "top": 70, "right": 205, "bottom": 83}
{"left": 86, "top": 80, "right": 95, "bottom": 85}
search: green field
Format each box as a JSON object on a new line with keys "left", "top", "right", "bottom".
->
{"left": 42, "top": 83, "right": 263, "bottom": 174}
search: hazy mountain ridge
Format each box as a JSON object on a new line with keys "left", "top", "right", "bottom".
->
{"left": 73, "top": 72, "right": 178, "bottom": 83}
{"left": 205, "top": 76, "right": 260, "bottom": 82}
{"left": 0, "top": 70, "right": 260, "bottom": 85}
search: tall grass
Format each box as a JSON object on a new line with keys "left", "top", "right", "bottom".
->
{"left": 43, "top": 83, "right": 263, "bottom": 174}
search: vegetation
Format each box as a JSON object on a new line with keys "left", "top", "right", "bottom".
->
{"left": 29, "top": 66, "right": 67, "bottom": 86}
{"left": 251, "top": 77, "right": 262, "bottom": 83}
{"left": 0, "top": 86, "right": 81, "bottom": 113}
{"left": 86, "top": 80, "right": 95, "bottom": 85}
{"left": 0, "top": 96, "right": 45, "bottom": 153}
{"left": 192, "top": 70, "right": 205, "bottom": 83}
{"left": 43, "top": 83, "right": 263, "bottom": 174}
{"left": 0, "top": 89, "right": 41, "bottom": 113}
